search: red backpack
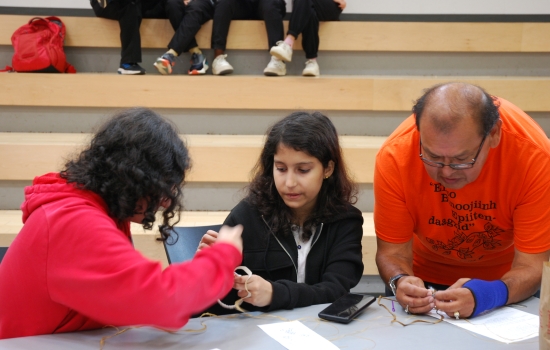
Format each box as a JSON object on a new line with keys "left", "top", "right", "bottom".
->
{"left": 10, "top": 16, "right": 76, "bottom": 73}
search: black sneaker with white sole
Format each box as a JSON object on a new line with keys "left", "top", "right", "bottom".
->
{"left": 118, "top": 63, "right": 146, "bottom": 75}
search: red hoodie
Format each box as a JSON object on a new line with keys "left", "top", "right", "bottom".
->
{"left": 0, "top": 173, "right": 241, "bottom": 339}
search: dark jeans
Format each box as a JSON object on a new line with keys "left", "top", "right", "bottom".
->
{"left": 212, "top": 0, "right": 286, "bottom": 51}
{"left": 288, "top": 0, "right": 341, "bottom": 59}
{"left": 166, "top": 0, "right": 214, "bottom": 54}
{"left": 91, "top": 0, "right": 167, "bottom": 63}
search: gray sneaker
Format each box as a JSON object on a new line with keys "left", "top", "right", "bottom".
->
{"left": 153, "top": 52, "right": 176, "bottom": 75}
{"left": 188, "top": 53, "right": 209, "bottom": 75}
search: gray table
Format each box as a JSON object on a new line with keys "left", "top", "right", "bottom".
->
{"left": 0, "top": 297, "right": 539, "bottom": 349}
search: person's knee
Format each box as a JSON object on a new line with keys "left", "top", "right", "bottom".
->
{"left": 91, "top": 0, "right": 117, "bottom": 19}
{"left": 258, "top": 0, "right": 285, "bottom": 20}
{"left": 165, "top": 0, "right": 184, "bottom": 12}
{"left": 215, "top": 0, "right": 237, "bottom": 11}
{"left": 187, "top": 0, "right": 214, "bottom": 16}
{"left": 293, "top": 0, "right": 308, "bottom": 6}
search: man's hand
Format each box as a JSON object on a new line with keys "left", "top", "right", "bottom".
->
{"left": 234, "top": 274, "right": 273, "bottom": 307}
{"left": 433, "top": 278, "right": 475, "bottom": 318}
{"left": 375, "top": 238, "right": 431, "bottom": 312}
{"left": 333, "top": 0, "right": 346, "bottom": 10}
{"left": 396, "top": 276, "right": 434, "bottom": 314}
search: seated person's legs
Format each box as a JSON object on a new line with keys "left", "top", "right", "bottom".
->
{"left": 270, "top": 0, "right": 342, "bottom": 77}
{"left": 211, "top": 0, "right": 252, "bottom": 75}
{"left": 312, "top": 0, "right": 342, "bottom": 21}
{"left": 154, "top": 0, "right": 214, "bottom": 75}
{"left": 256, "top": 0, "right": 287, "bottom": 76}
{"left": 270, "top": 0, "right": 314, "bottom": 63}
{"left": 296, "top": 0, "right": 320, "bottom": 77}
{"left": 91, "top": 0, "right": 146, "bottom": 75}
{"left": 300, "top": 0, "right": 342, "bottom": 76}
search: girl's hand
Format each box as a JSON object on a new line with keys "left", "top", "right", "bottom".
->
{"left": 234, "top": 274, "right": 273, "bottom": 307}
{"left": 196, "top": 229, "right": 218, "bottom": 252}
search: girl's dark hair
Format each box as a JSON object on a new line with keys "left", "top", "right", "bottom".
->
{"left": 247, "top": 111, "right": 357, "bottom": 241}
{"left": 60, "top": 107, "right": 190, "bottom": 241}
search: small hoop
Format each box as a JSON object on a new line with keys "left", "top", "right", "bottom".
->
{"left": 217, "top": 266, "right": 253, "bottom": 312}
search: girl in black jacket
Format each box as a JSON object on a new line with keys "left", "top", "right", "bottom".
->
{"left": 200, "top": 111, "right": 364, "bottom": 314}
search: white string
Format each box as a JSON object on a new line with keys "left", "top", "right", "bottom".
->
{"left": 217, "top": 266, "right": 252, "bottom": 312}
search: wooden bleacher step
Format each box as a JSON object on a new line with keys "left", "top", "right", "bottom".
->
{"left": 0, "top": 210, "right": 378, "bottom": 274}
{"left": 1, "top": 15, "right": 550, "bottom": 52}
{"left": 0, "top": 133, "right": 383, "bottom": 184}
{"left": 1, "top": 74, "right": 549, "bottom": 112}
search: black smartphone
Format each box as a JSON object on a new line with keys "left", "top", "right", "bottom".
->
{"left": 318, "top": 293, "right": 376, "bottom": 324}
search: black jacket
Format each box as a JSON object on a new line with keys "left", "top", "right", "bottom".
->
{"left": 205, "top": 199, "right": 364, "bottom": 314}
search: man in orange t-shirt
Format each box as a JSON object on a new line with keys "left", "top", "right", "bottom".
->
{"left": 374, "top": 82, "right": 550, "bottom": 319}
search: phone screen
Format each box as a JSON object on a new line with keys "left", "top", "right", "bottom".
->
{"left": 318, "top": 293, "right": 375, "bottom": 323}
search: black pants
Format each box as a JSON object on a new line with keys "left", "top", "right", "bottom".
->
{"left": 166, "top": 0, "right": 214, "bottom": 54}
{"left": 91, "top": 0, "right": 167, "bottom": 64}
{"left": 212, "top": 0, "right": 286, "bottom": 51}
{"left": 288, "top": 0, "right": 341, "bottom": 59}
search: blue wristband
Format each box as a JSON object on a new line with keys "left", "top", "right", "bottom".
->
{"left": 463, "top": 279, "right": 508, "bottom": 317}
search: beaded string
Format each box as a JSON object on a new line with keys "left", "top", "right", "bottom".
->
{"left": 99, "top": 299, "right": 381, "bottom": 349}
{"left": 100, "top": 266, "right": 252, "bottom": 349}
{"left": 100, "top": 296, "right": 534, "bottom": 349}
{"left": 377, "top": 296, "right": 444, "bottom": 326}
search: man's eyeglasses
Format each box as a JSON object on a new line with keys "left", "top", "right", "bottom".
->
{"left": 419, "top": 133, "right": 488, "bottom": 170}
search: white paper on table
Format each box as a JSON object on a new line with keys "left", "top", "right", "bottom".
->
{"left": 427, "top": 306, "right": 538, "bottom": 343}
{"left": 258, "top": 320, "right": 339, "bottom": 350}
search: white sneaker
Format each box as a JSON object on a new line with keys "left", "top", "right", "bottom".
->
{"left": 212, "top": 54, "right": 234, "bottom": 75}
{"left": 270, "top": 41, "right": 293, "bottom": 62}
{"left": 302, "top": 59, "right": 320, "bottom": 77}
{"left": 263, "top": 57, "right": 286, "bottom": 76}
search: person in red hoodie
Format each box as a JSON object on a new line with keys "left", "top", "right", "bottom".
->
{"left": 0, "top": 107, "right": 243, "bottom": 339}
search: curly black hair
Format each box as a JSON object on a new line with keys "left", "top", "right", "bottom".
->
{"left": 413, "top": 82, "right": 501, "bottom": 136}
{"left": 60, "top": 107, "right": 190, "bottom": 241}
{"left": 247, "top": 111, "right": 357, "bottom": 241}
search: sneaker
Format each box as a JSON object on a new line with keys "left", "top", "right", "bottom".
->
{"left": 302, "top": 59, "right": 320, "bottom": 77}
{"left": 270, "top": 41, "right": 292, "bottom": 62}
{"left": 263, "top": 57, "right": 286, "bottom": 76}
{"left": 118, "top": 63, "right": 145, "bottom": 75}
{"left": 154, "top": 53, "right": 176, "bottom": 75}
{"left": 212, "top": 54, "right": 234, "bottom": 75}
{"left": 188, "top": 53, "right": 209, "bottom": 75}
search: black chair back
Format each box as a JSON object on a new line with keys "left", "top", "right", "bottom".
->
{"left": 163, "top": 224, "right": 222, "bottom": 264}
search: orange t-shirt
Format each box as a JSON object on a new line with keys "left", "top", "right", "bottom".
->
{"left": 374, "top": 98, "right": 550, "bottom": 285}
